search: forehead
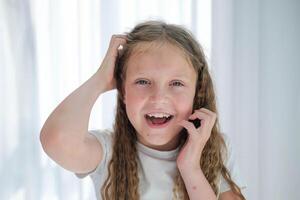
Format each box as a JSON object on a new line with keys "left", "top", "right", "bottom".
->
{"left": 125, "top": 42, "right": 196, "bottom": 78}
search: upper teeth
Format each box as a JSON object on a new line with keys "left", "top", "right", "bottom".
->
{"left": 147, "top": 113, "right": 171, "bottom": 118}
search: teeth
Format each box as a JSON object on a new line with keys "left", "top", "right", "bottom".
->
{"left": 147, "top": 113, "right": 171, "bottom": 118}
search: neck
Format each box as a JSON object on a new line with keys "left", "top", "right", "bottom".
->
{"left": 137, "top": 133, "right": 182, "bottom": 151}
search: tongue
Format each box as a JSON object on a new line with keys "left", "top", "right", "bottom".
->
{"left": 151, "top": 117, "right": 167, "bottom": 125}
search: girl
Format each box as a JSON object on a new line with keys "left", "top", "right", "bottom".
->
{"left": 40, "top": 20, "right": 246, "bottom": 200}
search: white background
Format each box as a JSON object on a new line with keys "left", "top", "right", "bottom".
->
{"left": 0, "top": 0, "right": 299, "bottom": 199}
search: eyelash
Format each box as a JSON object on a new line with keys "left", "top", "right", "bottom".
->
{"left": 135, "top": 80, "right": 184, "bottom": 87}
{"left": 171, "top": 81, "right": 184, "bottom": 87}
{"left": 135, "top": 79, "right": 150, "bottom": 85}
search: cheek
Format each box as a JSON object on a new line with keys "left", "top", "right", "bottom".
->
{"left": 124, "top": 88, "right": 145, "bottom": 106}
{"left": 173, "top": 92, "right": 195, "bottom": 116}
{"left": 124, "top": 87, "right": 146, "bottom": 119}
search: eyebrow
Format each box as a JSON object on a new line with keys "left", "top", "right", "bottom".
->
{"left": 132, "top": 73, "right": 192, "bottom": 82}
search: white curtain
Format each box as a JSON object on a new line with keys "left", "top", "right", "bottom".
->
{"left": 0, "top": 0, "right": 213, "bottom": 199}
{"left": 212, "top": 0, "right": 300, "bottom": 199}
{"left": 1, "top": 0, "right": 299, "bottom": 199}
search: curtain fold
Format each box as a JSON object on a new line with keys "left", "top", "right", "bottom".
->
{"left": 0, "top": 1, "right": 42, "bottom": 199}
{"left": 3, "top": 0, "right": 299, "bottom": 199}
{"left": 1, "top": 0, "right": 212, "bottom": 199}
{"left": 212, "top": 0, "right": 300, "bottom": 199}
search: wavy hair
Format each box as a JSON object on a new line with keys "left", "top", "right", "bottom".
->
{"left": 101, "top": 20, "right": 245, "bottom": 200}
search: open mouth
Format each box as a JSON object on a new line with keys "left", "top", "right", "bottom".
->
{"left": 145, "top": 113, "right": 174, "bottom": 126}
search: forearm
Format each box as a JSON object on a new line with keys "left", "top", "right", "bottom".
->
{"left": 179, "top": 168, "right": 217, "bottom": 200}
{"left": 41, "top": 71, "right": 107, "bottom": 137}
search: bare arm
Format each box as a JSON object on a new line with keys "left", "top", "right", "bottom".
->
{"left": 40, "top": 35, "right": 127, "bottom": 174}
{"left": 180, "top": 168, "right": 217, "bottom": 200}
{"left": 180, "top": 168, "right": 244, "bottom": 200}
{"left": 219, "top": 190, "right": 244, "bottom": 200}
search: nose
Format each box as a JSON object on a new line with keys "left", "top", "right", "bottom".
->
{"left": 149, "top": 86, "right": 169, "bottom": 104}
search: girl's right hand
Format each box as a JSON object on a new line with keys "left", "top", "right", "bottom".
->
{"left": 96, "top": 35, "right": 127, "bottom": 91}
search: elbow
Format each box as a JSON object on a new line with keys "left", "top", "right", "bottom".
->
{"left": 39, "top": 129, "right": 49, "bottom": 152}
{"left": 39, "top": 126, "right": 61, "bottom": 155}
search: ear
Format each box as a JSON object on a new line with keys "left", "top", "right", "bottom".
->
{"left": 123, "top": 95, "right": 126, "bottom": 104}
{"left": 122, "top": 87, "right": 126, "bottom": 104}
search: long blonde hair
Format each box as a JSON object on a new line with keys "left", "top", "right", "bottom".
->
{"left": 101, "top": 20, "right": 245, "bottom": 200}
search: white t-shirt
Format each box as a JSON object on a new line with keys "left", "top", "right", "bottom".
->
{"left": 76, "top": 129, "right": 246, "bottom": 200}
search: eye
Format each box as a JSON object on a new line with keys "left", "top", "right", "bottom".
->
{"left": 135, "top": 79, "right": 150, "bottom": 85}
{"left": 171, "top": 81, "right": 184, "bottom": 87}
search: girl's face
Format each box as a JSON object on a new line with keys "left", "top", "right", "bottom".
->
{"left": 123, "top": 42, "right": 197, "bottom": 151}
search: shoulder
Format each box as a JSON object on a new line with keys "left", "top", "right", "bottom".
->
{"left": 75, "top": 129, "right": 114, "bottom": 179}
{"left": 89, "top": 129, "right": 113, "bottom": 143}
{"left": 218, "top": 132, "right": 247, "bottom": 194}
{"left": 219, "top": 132, "right": 231, "bottom": 163}
{"left": 89, "top": 128, "right": 114, "bottom": 155}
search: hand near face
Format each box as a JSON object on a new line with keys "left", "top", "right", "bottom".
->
{"left": 96, "top": 34, "right": 127, "bottom": 92}
{"left": 176, "top": 108, "right": 217, "bottom": 171}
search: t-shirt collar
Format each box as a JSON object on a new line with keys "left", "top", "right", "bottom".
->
{"left": 136, "top": 141, "right": 180, "bottom": 161}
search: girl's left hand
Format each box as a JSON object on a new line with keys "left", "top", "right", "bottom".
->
{"left": 176, "top": 108, "right": 217, "bottom": 171}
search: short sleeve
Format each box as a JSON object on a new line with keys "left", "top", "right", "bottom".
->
{"left": 75, "top": 129, "right": 113, "bottom": 179}
{"left": 219, "top": 134, "right": 246, "bottom": 194}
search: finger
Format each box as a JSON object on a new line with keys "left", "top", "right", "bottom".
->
{"left": 112, "top": 34, "right": 128, "bottom": 44}
{"left": 199, "top": 108, "right": 217, "bottom": 125}
{"left": 188, "top": 110, "right": 210, "bottom": 121}
{"left": 189, "top": 111, "right": 216, "bottom": 129}
{"left": 107, "top": 36, "right": 127, "bottom": 58}
{"left": 109, "top": 35, "right": 127, "bottom": 47}
{"left": 189, "top": 109, "right": 217, "bottom": 124}
{"left": 178, "top": 120, "right": 198, "bottom": 134}
{"left": 199, "top": 108, "right": 217, "bottom": 118}
{"left": 111, "top": 37, "right": 127, "bottom": 50}
{"left": 117, "top": 44, "right": 124, "bottom": 51}
{"left": 112, "top": 34, "right": 127, "bottom": 40}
